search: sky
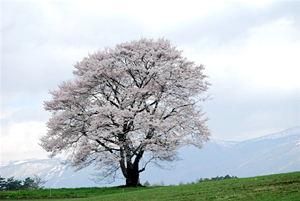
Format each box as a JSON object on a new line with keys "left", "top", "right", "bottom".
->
{"left": 1, "top": 0, "right": 299, "bottom": 163}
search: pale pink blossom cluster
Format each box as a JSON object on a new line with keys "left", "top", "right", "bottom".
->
{"left": 41, "top": 38, "right": 210, "bottom": 182}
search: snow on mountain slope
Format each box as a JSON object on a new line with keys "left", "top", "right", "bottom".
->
{"left": 245, "top": 127, "right": 300, "bottom": 142}
{"left": 0, "top": 158, "right": 124, "bottom": 188}
{"left": 141, "top": 127, "right": 300, "bottom": 185}
{"left": 0, "top": 127, "right": 299, "bottom": 187}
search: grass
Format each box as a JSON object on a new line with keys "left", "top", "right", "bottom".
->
{"left": 0, "top": 186, "right": 149, "bottom": 200}
{"left": 1, "top": 171, "right": 299, "bottom": 200}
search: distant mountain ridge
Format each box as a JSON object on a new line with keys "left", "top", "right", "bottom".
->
{"left": 245, "top": 127, "right": 300, "bottom": 141}
{"left": 211, "top": 127, "right": 300, "bottom": 148}
{"left": 1, "top": 127, "right": 299, "bottom": 188}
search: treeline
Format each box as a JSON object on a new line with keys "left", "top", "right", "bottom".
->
{"left": 197, "top": 175, "right": 237, "bottom": 183}
{"left": 0, "top": 175, "right": 46, "bottom": 191}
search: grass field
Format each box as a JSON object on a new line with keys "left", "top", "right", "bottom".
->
{"left": 1, "top": 171, "right": 299, "bottom": 200}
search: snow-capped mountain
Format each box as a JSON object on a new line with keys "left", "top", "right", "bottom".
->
{"left": 0, "top": 158, "right": 111, "bottom": 188}
{"left": 0, "top": 127, "right": 299, "bottom": 188}
{"left": 150, "top": 127, "right": 300, "bottom": 184}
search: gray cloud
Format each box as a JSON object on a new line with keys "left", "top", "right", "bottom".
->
{"left": 1, "top": 1, "right": 149, "bottom": 97}
{"left": 2, "top": 1, "right": 148, "bottom": 51}
{"left": 4, "top": 1, "right": 298, "bottom": 98}
{"left": 1, "top": 0, "right": 299, "bottom": 146}
{"left": 204, "top": 87, "right": 300, "bottom": 140}
{"left": 165, "top": 1, "right": 299, "bottom": 49}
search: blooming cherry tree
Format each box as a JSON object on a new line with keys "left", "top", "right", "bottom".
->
{"left": 41, "top": 38, "right": 210, "bottom": 187}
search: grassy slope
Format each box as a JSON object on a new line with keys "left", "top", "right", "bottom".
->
{"left": 1, "top": 171, "right": 300, "bottom": 201}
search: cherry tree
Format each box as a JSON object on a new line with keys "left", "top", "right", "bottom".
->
{"left": 41, "top": 38, "right": 210, "bottom": 187}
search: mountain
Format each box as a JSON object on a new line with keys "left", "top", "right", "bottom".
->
{"left": 0, "top": 158, "right": 105, "bottom": 188}
{"left": 1, "top": 127, "right": 299, "bottom": 188}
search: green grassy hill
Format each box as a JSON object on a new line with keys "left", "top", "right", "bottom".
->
{"left": 1, "top": 171, "right": 299, "bottom": 200}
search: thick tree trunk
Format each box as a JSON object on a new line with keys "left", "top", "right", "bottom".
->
{"left": 125, "top": 166, "right": 140, "bottom": 187}
{"left": 119, "top": 133, "right": 147, "bottom": 187}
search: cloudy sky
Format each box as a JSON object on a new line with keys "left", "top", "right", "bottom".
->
{"left": 1, "top": 0, "right": 299, "bottom": 163}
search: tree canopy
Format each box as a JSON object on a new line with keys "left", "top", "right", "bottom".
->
{"left": 41, "top": 38, "right": 210, "bottom": 186}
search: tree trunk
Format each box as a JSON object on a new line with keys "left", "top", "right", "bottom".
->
{"left": 125, "top": 162, "right": 141, "bottom": 187}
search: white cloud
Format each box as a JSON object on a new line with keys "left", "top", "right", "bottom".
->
{"left": 241, "top": 20, "right": 299, "bottom": 89}
{"left": 69, "top": 0, "right": 227, "bottom": 29}
{"left": 1, "top": 121, "right": 49, "bottom": 163}
{"left": 182, "top": 8, "right": 299, "bottom": 91}
{"left": 1, "top": 0, "right": 299, "bottom": 162}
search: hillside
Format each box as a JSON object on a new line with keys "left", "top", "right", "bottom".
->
{"left": 1, "top": 172, "right": 300, "bottom": 200}
{"left": 158, "top": 126, "right": 300, "bottom": 184}
{"left": 1, "top": 127, "right": 299, "bottom": 188}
